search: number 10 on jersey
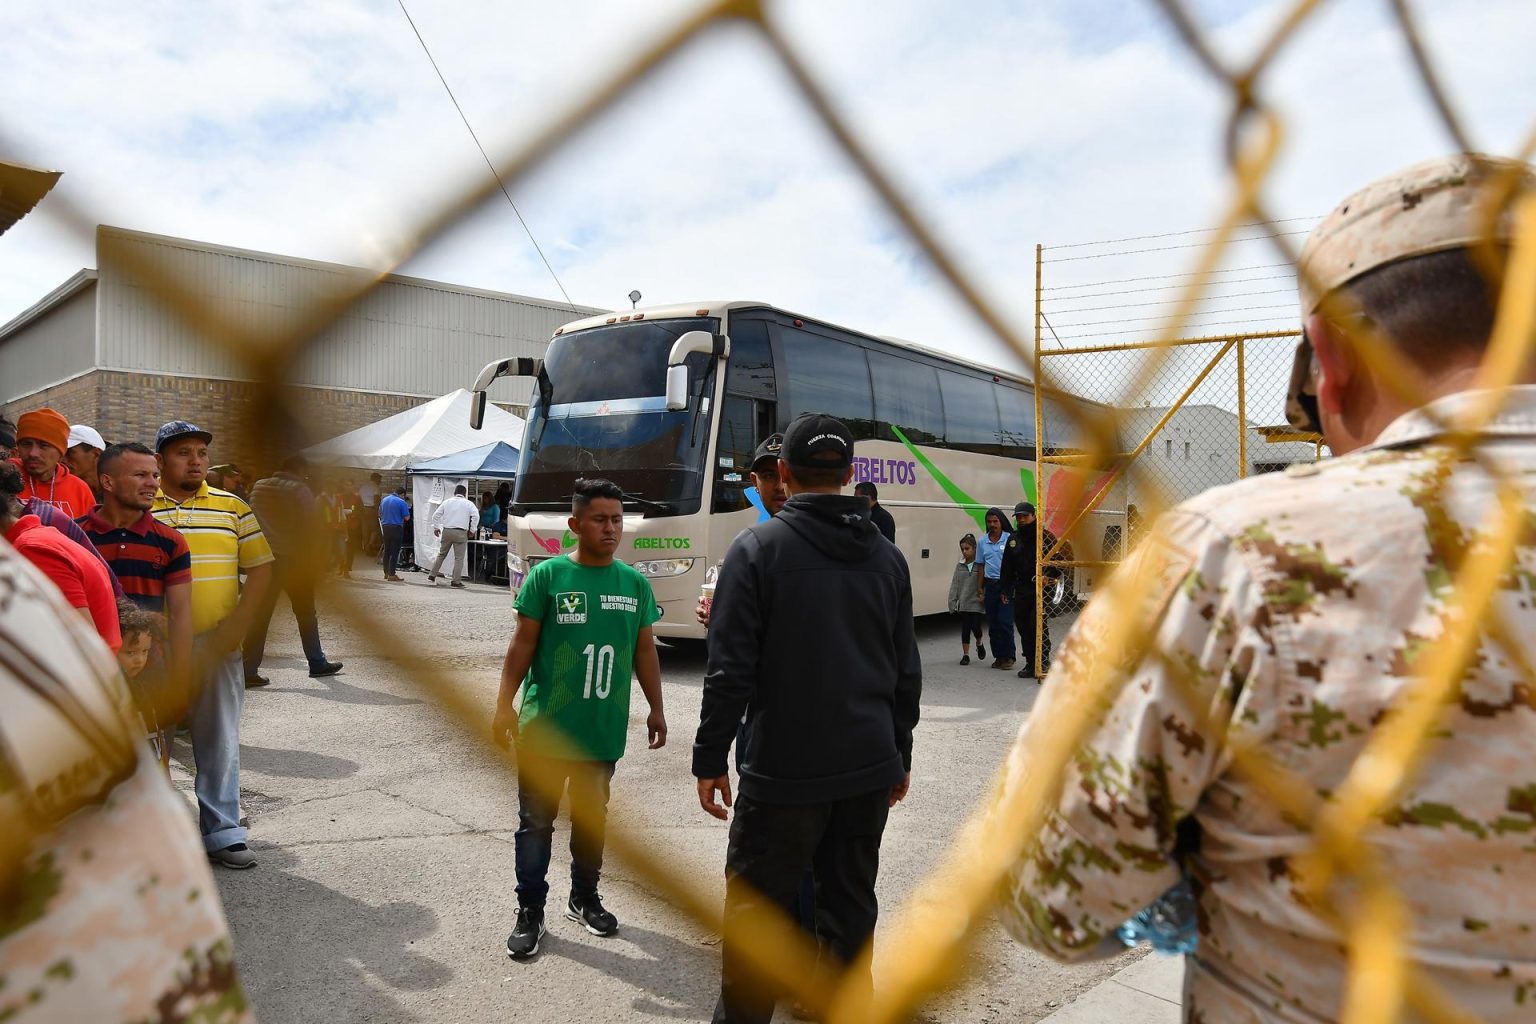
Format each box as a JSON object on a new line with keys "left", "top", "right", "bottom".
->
{"left": 583, "top": 644, "right": 616, "bottom": 699}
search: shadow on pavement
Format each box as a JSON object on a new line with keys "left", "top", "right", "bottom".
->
{"left": 532, "top": 922, "right": 720, "bottom": 1020}
{"left": 220, "top": 851, "right": 452, "bottom": 1023}
{"left": 240, "top": 744, "right": 361, "bottom": 781}
{"left": 286, "top": 671, "right": 426, "bottom": 708}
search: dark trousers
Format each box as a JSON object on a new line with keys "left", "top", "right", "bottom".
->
{"left": 714, "top": 789, "right": 891, "bottom": 1024}
{"left": 1015, "top": 587, "right": 1052, "bottom": 673}
{"left": 514, "top": 753, "right": 616, "bottom": 911}
{"left": 959, "top": 611, "right": 984, "bottom": 646}
{"left": 243, "top": 560, "right": 328, "bottom": 677}
{"left": 983, "top": 578, "right": 1015, "bottom": 661}
{"left": 381, "top": 523, "right": 404, "bottom": 577}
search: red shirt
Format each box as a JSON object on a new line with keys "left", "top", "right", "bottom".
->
{"left": 6, "top": 515, "right": 122, "bottom": 652}
{"left": 13, "top": 459, "right": 98, "bottom": 520}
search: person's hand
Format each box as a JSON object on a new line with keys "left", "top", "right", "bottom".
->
{"left": 889, "top": 772, "right": 911, "bottom": 807}
{"left": 697, "top": 775, "right": 733, "bottom": 820}
{"left": 1000, "top": 592, "right": 1010, "bottom": 605}
{"left": 647, "top": 708, "right": 668, "bottom": 749}
{"left": 695, "top": 596, "right": 711, "bottom": 627}
{"left": 492, "top": 702, "right": 519, "bottom": 749}
{"left": 433, "top": 527, "right": 441, "bottom": 537}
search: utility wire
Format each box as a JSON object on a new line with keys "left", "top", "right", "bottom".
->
{"left": 396, "top": 0, "right": 577, "bottom": 310}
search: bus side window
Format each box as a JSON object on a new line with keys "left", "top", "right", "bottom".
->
{"left": 713, "top": 395, "right": 757, "bottom": 513}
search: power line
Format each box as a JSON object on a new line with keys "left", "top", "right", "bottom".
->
{"left": 396, "top": 0, "right": 576, "bottom": 310}
{"left": 1052, "top": 313, "right": 1298, "bottom": 341}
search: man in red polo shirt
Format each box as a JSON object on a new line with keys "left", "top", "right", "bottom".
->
{"left": 80, "top": 442, "right": 193, "bottom": 688}
{"left": 12, "top": 407, "right": 97, "bottom": 519}
{"left": 1, "top": 462, "right": 120, "bottom": 651}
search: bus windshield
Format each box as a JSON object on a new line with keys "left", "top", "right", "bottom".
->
{"left": 513, "top": 317, "right": 719, "bottom": 515}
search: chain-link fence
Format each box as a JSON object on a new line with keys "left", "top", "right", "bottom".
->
{"left": 9, "top": 0, "right": 1536, "bottom": 1021}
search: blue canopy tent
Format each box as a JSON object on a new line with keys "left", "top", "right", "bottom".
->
{"left": 406, "top": 441, "right": 519, "bottom": 578}
{"left": 406, "top": 441, "right": 521, "bottom": 479}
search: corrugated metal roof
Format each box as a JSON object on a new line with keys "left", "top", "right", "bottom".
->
{"left": 0, "top": 161, "right": 62, "bottom": 236}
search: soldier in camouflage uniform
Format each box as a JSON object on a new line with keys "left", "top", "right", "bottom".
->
{"left": 0, "top": 537, "right": 252, "bottom": 1023}
{"left": 991, "top": 153, "right": 1536, "bottom": 1021}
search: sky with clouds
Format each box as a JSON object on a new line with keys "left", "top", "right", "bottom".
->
{"left": 2, "top": 0, "right": 1532, "bottom": 420}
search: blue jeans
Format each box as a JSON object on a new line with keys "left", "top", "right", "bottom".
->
{"left": 983, "top": 579, "right": 1015, "bottom": 661}
{"left": 514, "top": 753, "right": 616, "bottom": 910}
{"left": 191, "top": 644, "right": 247, "bottom": 852}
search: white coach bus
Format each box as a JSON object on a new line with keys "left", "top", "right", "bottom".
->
{"left": 471, "top": 301, "right": 1125, "bottom": 641}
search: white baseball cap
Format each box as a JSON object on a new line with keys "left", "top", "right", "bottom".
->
{"left": 67, "top": 424, "right": 106, "bottom": 451}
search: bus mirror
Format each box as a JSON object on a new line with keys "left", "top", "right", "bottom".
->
{"left": 470, "top": 390, "right": 488, "bottom": 430}
{"left": 665, "top": 364, "right": 689, "bottom": 411}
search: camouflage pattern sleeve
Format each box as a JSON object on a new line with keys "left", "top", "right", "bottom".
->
{"left": 0, "top": 539, "right": 254, "bottom": 1023}
{"left": 992, "top": 508, "right": 1276, "bottom": 961}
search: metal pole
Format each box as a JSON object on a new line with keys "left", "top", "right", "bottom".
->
{"left": 1033, "top": 243, "right": 1046, "bottom": 680}
{"left": 1237, "top": 338, "right": 1248, "bottom": 479}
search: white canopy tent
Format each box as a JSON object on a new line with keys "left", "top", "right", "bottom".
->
{"left": 303, "top": 388, "right": 525, "bottom": 471}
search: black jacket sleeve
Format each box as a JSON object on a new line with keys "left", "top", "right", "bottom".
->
{"left": 891, "top": 555, "right": 923, "bottom": 772}
{"left": 692, "top": 531, "right": 762, "bottom": 779}
{"left": 999, "top": 533, "right": 1023, "bottom": 593}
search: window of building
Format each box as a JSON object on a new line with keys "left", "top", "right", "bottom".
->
{"left": 1165, "top": 439, "right": 1173, "bottom": 459}
{"left": 1184, "top": 441, "right": 1191, "bottom": 460}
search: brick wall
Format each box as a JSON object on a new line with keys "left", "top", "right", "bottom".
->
{"left": 4, "top": 371, "right": 523, "bottom": 484}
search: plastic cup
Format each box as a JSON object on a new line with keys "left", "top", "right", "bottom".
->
{"left": 700, "top": 581, "right": 716, "bottom": 620}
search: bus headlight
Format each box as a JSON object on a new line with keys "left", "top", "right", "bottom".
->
{"left": 632, "top": 558, "right": 696, "bottom": 578}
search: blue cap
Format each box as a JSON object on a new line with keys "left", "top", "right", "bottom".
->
{"left": 155, "top": 419, "right": 213, "bottom": 452}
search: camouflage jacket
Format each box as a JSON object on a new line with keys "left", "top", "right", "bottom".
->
{"left": 994, "top": 386, "right": 1536, "bottom": 1022}
{"left": 0, "top": 538, "right": 252, "bottom": 1023}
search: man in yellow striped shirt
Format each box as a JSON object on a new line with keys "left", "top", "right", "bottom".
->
{"left": 152, "top": 420, "right": 273, "bottom": 869}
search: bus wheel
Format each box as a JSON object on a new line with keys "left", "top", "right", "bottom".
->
{"left": 1044, "top": 542, "right": 1078, "bottom": 618}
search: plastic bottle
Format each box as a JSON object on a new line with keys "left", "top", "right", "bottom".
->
{"left": 1116, "top": 878, "right": 1198, "bottom": 955}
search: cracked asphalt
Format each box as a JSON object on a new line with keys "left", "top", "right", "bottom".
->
{"left": 179, "top": 568, "right": 1134, "bottom": 1022}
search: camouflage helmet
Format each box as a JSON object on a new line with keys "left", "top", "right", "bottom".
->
{"left": 1285, "top": 153, "right": 1536, "bottom": 431}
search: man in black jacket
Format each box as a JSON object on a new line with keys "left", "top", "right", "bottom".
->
{"left": 1000, "top": 501, "right": 1056, "bottom": 678}
{"left": 694, "top": 413, "right": 922, "bottom": 1024}
{"left": 853, "top": 480, "right": 896, "bottom": 543}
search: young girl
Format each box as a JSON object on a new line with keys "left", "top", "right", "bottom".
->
{"left": 117, "top": 600, "right": 172, "bottom": 775}
{"left": 946, "top": 533, "right": 987, "bottom": 665}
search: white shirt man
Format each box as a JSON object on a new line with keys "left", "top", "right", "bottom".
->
{"left": 427, "top": 487, "right": 479, "bottom": 587}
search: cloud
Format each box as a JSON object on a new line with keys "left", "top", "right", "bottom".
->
{"left": 1, "top": 0, "right": 1532, "bottom": 420}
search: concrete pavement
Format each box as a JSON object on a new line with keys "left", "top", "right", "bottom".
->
{"left": 176, "top": 568, "right": 1151, "bottom": 1022}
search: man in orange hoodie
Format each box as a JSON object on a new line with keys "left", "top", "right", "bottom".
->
{"left": 13, "top": 407, "right": 97, "bottom": 518}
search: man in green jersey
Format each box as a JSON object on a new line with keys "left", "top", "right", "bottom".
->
{"left": 493, "top": 478, "right": 668, "bottom": 959}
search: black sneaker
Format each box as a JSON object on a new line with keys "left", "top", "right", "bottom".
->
{"left": 309, "top": 661, "right": 344, "bottom": 678}
{"left": 506, "top": 907, "right": 545, "bottom": 958}
{"left": 567, "top": 892, "right": 618, "bottom": 936}
{"left": 960, "top": 654, "right": 970, "bottom": 665}
{"left": 976, "top": 643, "right": 986, "bottom": 660}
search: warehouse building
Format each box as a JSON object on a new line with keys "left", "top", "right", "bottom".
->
{"left": 0, "top": 225, "right": 599, "bottom": 473}
{"left": 1120, "top": 403, "right": 1320, "bottom": 507}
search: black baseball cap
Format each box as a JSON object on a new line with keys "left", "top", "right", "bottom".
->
{"left": 750, "top": 433, "right": 784, "bottom": 472}
{"left": 781, "top": 413, "right": 854, "bottom": 470}
{"left": 1014, "top": 501, "right": 1035, "bottom": 516}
